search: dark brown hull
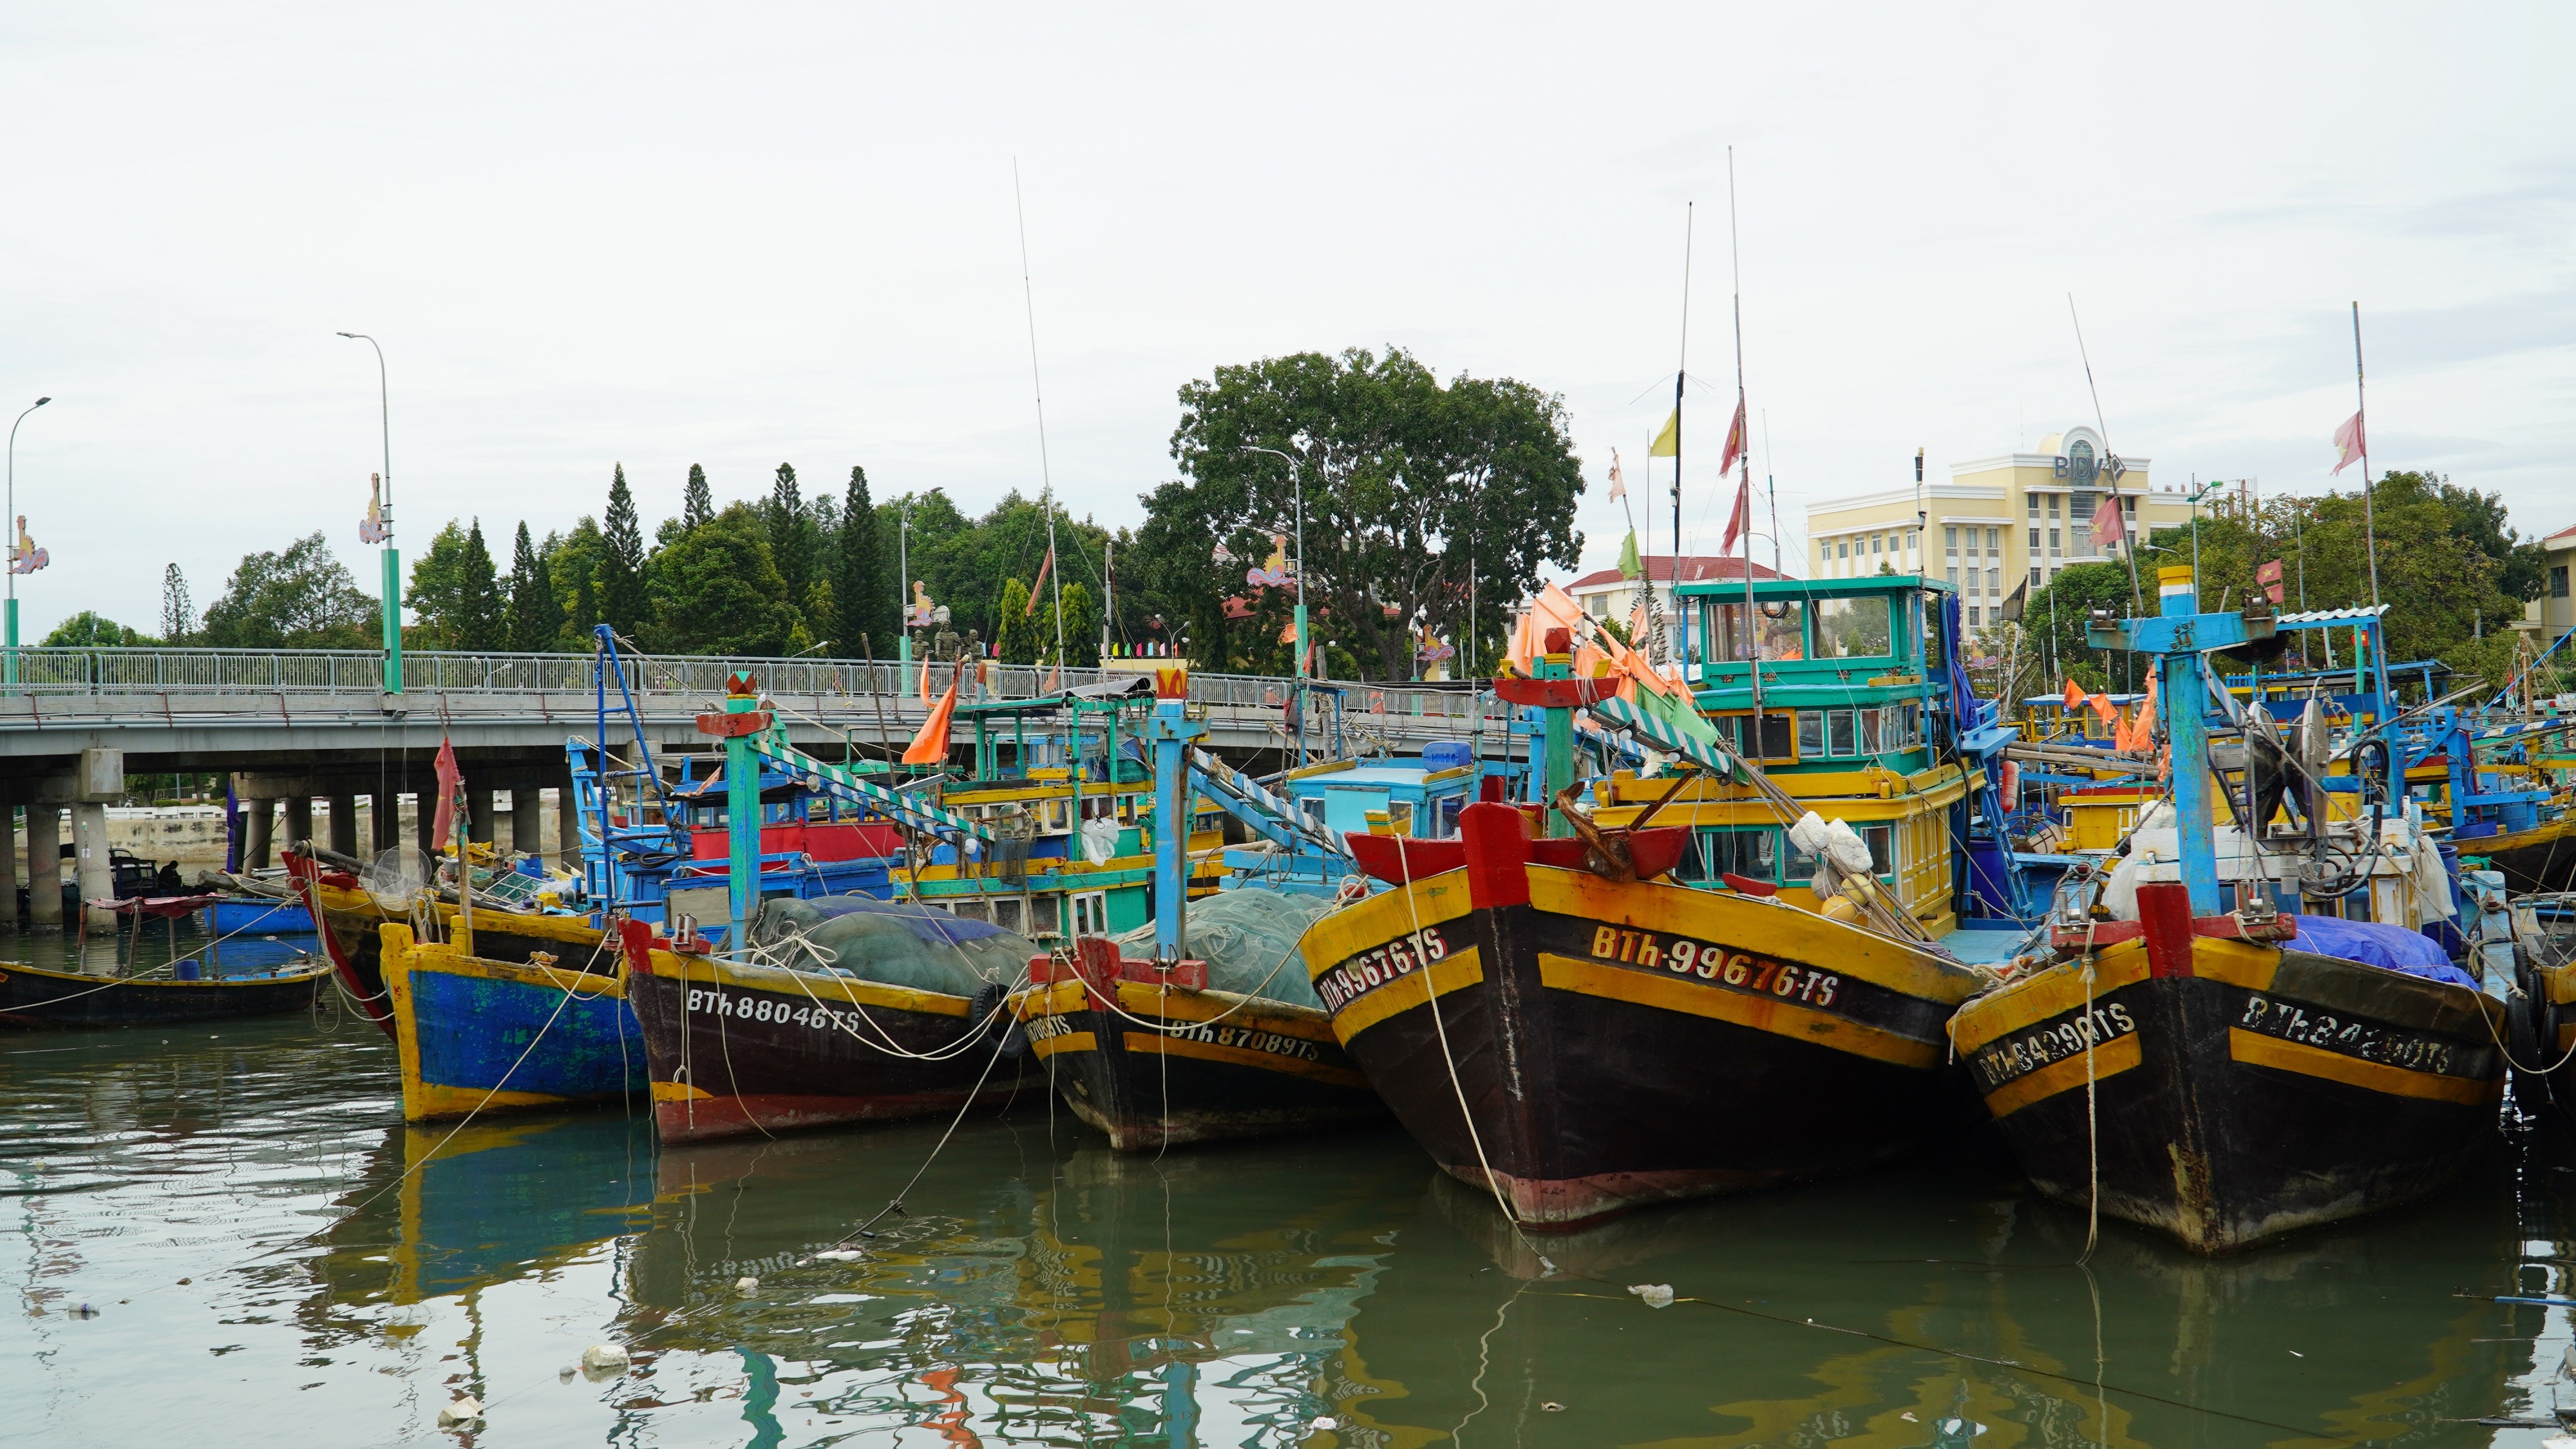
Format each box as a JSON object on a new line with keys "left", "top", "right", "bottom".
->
{"left": 0, "top": 959, "right": 327, "bottom": 1027}
{"left": 2479, "top": 822, "right": 2576, "bottom": 895}
{"left": 1018, "top": 976, "right": 1385, "bottom": 1151}
{"left": 626, "top": 951, "right": 1039, "bottom": 1144}
{"left": 1301, "top": 821, "right": 1980, "bottom": 1230}
{"left": 1955, "top": 923, "right": 2502, "bottom": 1254}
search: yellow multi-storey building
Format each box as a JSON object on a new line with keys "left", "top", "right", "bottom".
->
{"left": 1804, "top": 426, "right": 2192, "bottom": 628}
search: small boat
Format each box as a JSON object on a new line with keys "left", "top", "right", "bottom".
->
{"left": 206, "top": 896, "right": 316, "bottom": 934}
{"left": 0, "top": 954, "right": 328, "bottom": 1027}
{"left": 377, "top": 916, "right": 641, "bottom": 1122}
{"left": 1017, "top": 895, "right": 1382, "bottom": 1150}
{"left": 1951, "top": 567, "right": 2505, "bottom": 1253}
{"left": 621, "top": 905, "right": 1040, "bottom": 1144}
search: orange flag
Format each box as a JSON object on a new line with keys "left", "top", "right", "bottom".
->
{"left": 2087, "top": 692, "right": 2118, "bottom": 726}
{"left": 903, "top": 668, "right": 961, "bottom": 765}
{"left": 2061, "top": 678, "right": 2085, "bottom": 711}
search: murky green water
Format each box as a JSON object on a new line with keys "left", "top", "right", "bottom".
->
{"left": 6, "top": 926, "right": 2575, "bottom": 1447}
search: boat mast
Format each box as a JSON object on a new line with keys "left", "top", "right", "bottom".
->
{"left": 1729, "top": 147, "right": 1761, "bottom": 726}
{"left": 1673, "top": 202, "right": 1691, "bottom": 686}
{"left": 1013, "top": 160, "right": 1066, "bottom": 675}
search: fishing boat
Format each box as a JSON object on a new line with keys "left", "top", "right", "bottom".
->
{"left": 1950, "top": 568, "right": 2505, "bottom": 1254}
{"left": 621, "top": 911, "right": 1037, "bottom": 1144}
{"left": 375, "top": 911, "right": 640, "bottom": 1122}
{"left": 1298, "top": 574, "right": 2003, "bottom": 1228}
{"left": 0, "top": 894, "right": 330, "bottom": 1027}
{"left": 287, "top": 846, "right": 599, "bottom": 1039}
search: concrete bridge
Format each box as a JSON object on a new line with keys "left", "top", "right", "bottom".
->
{"left": 0, "top": 647, "right": 1501, "bottom": 927}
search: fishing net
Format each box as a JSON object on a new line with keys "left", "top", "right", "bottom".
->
{"left": 363, "top": 848, "right": 437, "bottom": 913}
{"left": 1113, "top": 888, "right": 1334, "bottom": 1009}
{"left": 747, "top": 896, "right": 1033, "bottom": 998}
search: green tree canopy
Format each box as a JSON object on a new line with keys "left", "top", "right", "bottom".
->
{"left": 1151, "top": 346, "right": 1582, "bottom": 677}
{"left": 650, "top": 503, "right": 798, "bottom": 656}
{"left": 159, "top": 563, "right": 194, "bottom": 643}
{"left": 832, "top": 465, "right": 884, "bottom": 656}
{"left": 547, "top": 517, "right": 607, "bottom": 649}
{"left": 506, "top": 520, "right": 562, "bottom": 652}
{"left": 200, "top": 533, "right": 379, "bottom": 648}
{"left": 405, "top": 519, "right": 504, "bottom": 649}
{"left": 761, "top": 462, "right": 818, "bottom": 624}
{"left": 600, "top": 464, "right": 650, "bottom": 640}
{"left": 994, "top": 578, "right": 1036, "bottom": 663}
{"left": 681, "top": 463, "right": 714, "bottom": 531}
{"left": 42, "top": 611, "right": 149, "bottom": 647}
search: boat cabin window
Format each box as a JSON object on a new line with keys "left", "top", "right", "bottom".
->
{"left": 952, "top": 899, "right": 992, "bottom": 924}
{"left": 1072, "top": 891, "right": 1109, "bottom": 937}
{"left": 1828, "top": 709, "right": 1857, "bottom": 757}
{"left": 1434, "top": 794, "right": 1464, "bottom": 838}
{"left": 1709, "top": 601, "right": 1806, "bottom": 662}
{"left": 1044, "top": 799, "right": 1072, "bottom": 833}
{"left": 1386, "top": 801, "right": 1416, "bottom": 837}
{"left": 1812, "top": 596, "right": 1892, "bottom": 659}
{"left": 1713, "top": 711, "right": 1794, "bottom": 761}
{"left": 994, "top": 897, "right": 1024, "bottom": 934}
{"left": 1859, "top": 707, "right": 1884, "bottom": 753}
{"left": 1684, "top": 828, "right": 1777, "bottom": 883}
{"left": 1298, "top": 797, "right": 1326, "bottom": 831}
{"left": 1785, "top": 821, "right": 1894, "bottom": 880}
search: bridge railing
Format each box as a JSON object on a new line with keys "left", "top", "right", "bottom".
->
{"left": 3, "top": 647, "right": 1504, "bottom": 727}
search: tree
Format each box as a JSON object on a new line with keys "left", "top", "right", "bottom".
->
{"left": 832, "top": 465, "right": 883, "bottom": 656}
{"left": 199, "top": 533, "right": 380, "bottom": 648}
{"left": 682, "top": 464, "right": 714, "bottom": 531}
{"left": 1157, "top": 347, "right": 1583, "bottom": 677}
{"left": 159, "top": 563, "right": 194, "bottom": 643}
{"left": 455, "top": 520, "right": 505, "bottom": 650}
{"left": 43, "top": 611, "right": 149, "bottom": 647}
{"left": 547, "top": 518, "right": 607, "bottom": 649}
{"left": 649, "top": 503, "right": 799, "bottom": 656}
{"left": 761, "top": 462, "right": 818, "bottom": 618}
{"left": 995, "top": 578, "right": 1036, "bottom": 663}
{"left": 506, "top": 521, "right": 563, "bottom": 652}
{"left": 600, "top": 464, "right": 650, "bottom": 641}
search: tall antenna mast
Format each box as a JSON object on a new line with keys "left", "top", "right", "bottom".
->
{"left": 2067, "top": 294, "right": 2144, "bottom": 619}
{"left": 1730, "top": 146, "right": 1759, "bottom": 724}
{"left": 1014, "top": 160, "right": 1066, "bottom": 670}
{"left": 1674, "top": 203, "right": 1692, "bottom": 681}
{"left": 2351, "top": 301, "right": 2381, "bottom": 612}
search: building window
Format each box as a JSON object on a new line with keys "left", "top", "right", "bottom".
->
{"left": 1987, "top": 568, "right": 2000, "bottom": 595}
{"left": 2048, "top": 527, "right": 2061, "bottom": 557}
{"left": 2124, "top": 495, "right": 2137, "bottom": 516}
{"left": 2048, "top": 495, "right": 2061, "bottom": 518}
{"left": 2553, "top": 565, "right": 2570, "bottom": 598}
{"left": 1904, "top": 528, "right": 1918, "bottom": 556}
{"left": 1870, "top": 533, "right": 1882, "bottom": 555}
{"left": 2028, "top": 526, "right": 2040, "bottom": 551}
{"left": 1947, "top": 567, "right": 1960, "bottom": 589}
{"left": 1968, "top": 605, "right": 1982, "bottom": 626}
{"left": 1837, "top": 540, "right": 1849, "bottom": 560}
{"left": 1944, "top": 526, "right": 1957, "bottom": 556}
{"left": 2029, "top": 567, "right": 2042, "bottom": 588}
{"left": 1985, "top": 527, "right": 1999, "bottom": 556}
{"left": 2027, "top": 493, "right": 2041, "bottom": 517}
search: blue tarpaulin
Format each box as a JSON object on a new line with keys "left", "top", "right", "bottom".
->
{"left": 2284, "top": 913, "right": 2478, "bottom": 989}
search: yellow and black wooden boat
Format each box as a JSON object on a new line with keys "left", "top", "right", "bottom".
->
{"left": 0, "top": 954, "right": 328, "bottom": 1027}
{"left": 1952, "top": 880, "right": 2503, "bottom": 1254}
{"left": 377, "top": 921, "right": 641, "bottom": 1122}
{"left": 1014, "top": 938, "right": 1381, "bottom": 1150}
{"left": 1301, "top": 799, "right": 1982, "bottom": 1229}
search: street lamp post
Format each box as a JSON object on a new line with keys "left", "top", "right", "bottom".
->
{"left": 6, "top": 395, "right": 50, "bottom": 690}
{"left": 896, "top": 500, "right": 912, "bottom": 693}
{"left": 337, "top": 333, "right": 400, "bottom": 696}
{"left": 1240, "top": 444, "right": 1310, "bottom": 766}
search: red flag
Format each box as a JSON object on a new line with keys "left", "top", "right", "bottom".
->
{"left": 2255, "top": 558, "right": 2284, "bottom": 585}
{"left": 430, "top": 737, "right": 462, "bottom": 851}
{"left": 1717, "top": 399, "right": 1747, "bottom": 475}
{"left": 902, "top": 668, "right": 961, "bottom": 765}
{"left": 1721, "top": 471, "right": 1752, "bottom": 554}
{"left": 1025, "top": 552, "right": 1053, "bottom": 614}
{"left": 2090, "top": 491, "right": 2125, "bottom": 553}
{"left": 2332, "top": 411, "right": 2366, "bottom": 473}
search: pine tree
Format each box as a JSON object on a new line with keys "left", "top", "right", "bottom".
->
{"left": 159, "top": 563, "right": 194, "bottom": 643}
{"left": 762, "top": 462, "right": 815, "bottom": 611}
{"left": 996, "top": 578, "right": 1035, "bottom": 663}
{"left": 601, "top": 464, "right": 650, "bottom": 641}
{"left": 506, "top": 521, "right": 562, "bottom": 652}
{"left": 682, "top": 464, "right": 714, "bottom": 531}
{"left": 457, "top": 519, "right": 506, "bottom": 650}
{"left": 832, "top": 465, "right": 881, "bottom": 656}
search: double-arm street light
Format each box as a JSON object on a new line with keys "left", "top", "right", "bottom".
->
{"left": 337, "top": 332, "right": 401, "bottom": 696}
{"left": 6, "top": 395, "right": 52, "bottom": 689}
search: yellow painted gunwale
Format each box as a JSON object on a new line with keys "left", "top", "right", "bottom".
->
{"left": 1533, "top": 953, "right": 1944, "bottom": 1068}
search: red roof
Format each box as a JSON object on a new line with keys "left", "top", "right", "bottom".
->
{"left": 2543, "top": 523, "right": 2576, "bottom": 549}
{"left": 1565, "top": 554, "right": 1786, "bottom": 592}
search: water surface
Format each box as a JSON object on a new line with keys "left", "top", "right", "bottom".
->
{"left": 6, "top": 944, "right": 2575, "bottom": 1447}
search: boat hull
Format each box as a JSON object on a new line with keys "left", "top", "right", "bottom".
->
{"left": 1952, "top": 895, "right": 2502, "bottom": 1254}
{"left": 0, "top": 958, "right": 327, "bottom": 1027}
{"left": 381, "top": 925, "right": 644, "bottom": 1121}
{"left": 1015, "top": 975, "right": 1383, "bottom": 1151}
{"left": 207, "top": 896, "right": 317, "bottom": 934}
{"left": 2474, "top": 816, "right": 2576, "bottom": 895}
{"left": 1302, "top": 808, "right": 1980, "bottom": 1229}
{"left": 626, "top": 947, "right": 1038, "bottom": 1144}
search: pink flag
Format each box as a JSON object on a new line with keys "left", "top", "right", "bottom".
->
{"left": 2090, "top": 491, "right": 2125, "bottom": 553}
{"left": 1717, "top": 400, "right": 1748, "bottom": 475}
{"left": 1721, "top": 471, "right": 1752, "bottom": 554}
{"left": 2332, "top": 411, "right": 2366, "bottom": 473}
{"left": 430, "top": 737, "right": 462, "bottom": 851}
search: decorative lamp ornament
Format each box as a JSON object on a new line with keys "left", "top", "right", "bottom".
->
{"left": 8, "top": 515, "right": 46, "bottom": 576}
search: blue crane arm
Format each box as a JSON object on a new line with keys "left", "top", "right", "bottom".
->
{"left": 746, "top": 723, "right": 997, "bottom": 845}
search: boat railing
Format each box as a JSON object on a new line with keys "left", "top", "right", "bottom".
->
{"left": 1, "top": 646, "right": 1507, "bottom": 727}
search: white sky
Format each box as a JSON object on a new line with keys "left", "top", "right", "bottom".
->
{"left": 4, "top": 4, "right": 2570, "bottom": 638}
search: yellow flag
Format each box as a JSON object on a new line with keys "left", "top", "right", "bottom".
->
{"left": 1649, "top": 408, "right": 1680, "bottom": 457}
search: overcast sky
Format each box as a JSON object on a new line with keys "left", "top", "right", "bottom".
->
{"left": 3, "top": 4, "right": 2570, "bottom": 639}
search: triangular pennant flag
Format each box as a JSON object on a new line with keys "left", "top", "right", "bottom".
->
{"left": 2062, "top": 678, "right": 2085, "bottom": 711}
{"left": 1717, "top": 399, "right": 1747, "bottom": 475}
{"left": 2331, "top": 412, "right": 2366, "bottom": 474}
{"left": 1616, "top": 529, "right": 1642, "bottom": 579}
{"left": 902, "top": 669, "right": 962, "bottom": 765}
{"left": 2000, "top": 578, "right": 2027, "bottom": 623}
{"left": 430, "top": 737, "right": 462, "bottom": 851}
{"left": 1721, "top": 471, "right": 1751, "bottom": 554}
{"left": 1606, "top": 450, "right": 1627, "bottom": 501}
{"left": 1649, "top": 408, "right": 1680, "bottom": 458}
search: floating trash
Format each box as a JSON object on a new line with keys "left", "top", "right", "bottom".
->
{"left": 734, "top": 1276, "right": 759, "bottom": 1296}
{"left": 1313, "top": 1416, "right": 1338, "bottom": 1430}
{"left": 1626, "top": 1283, "right": 1675, "bottom": 1309}
{"left": 68, "top": 1303, "right": 99, "bottom": 1320}
{"left": 810, "top": 1249, "right": 867, "bottom": 1262}
{"left": 1540, "top": 1401, "right": 1565, "bottom": 1412}
{"left": 437, "top": 1395, "right": 483, "bottom": 1428}
{"left": 582, "top": 1342, "right": 630, "bottom": 1374}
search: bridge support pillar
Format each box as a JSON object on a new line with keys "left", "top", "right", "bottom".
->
{"left": 283, "top": 795, "right": 314, "bottom": 853}
{"left": 556, "top": 780, "right": 582, "bottom": 871}
{"left": 327, "top": 793, "right": 358, "bottom": 857}
{"left": 468, "top": 788, "right": 495, "bottom": 847}
{"left": 242, "top": 799, "right": 274, "bottom": 870}
{"left": 73, "top": 802, "right": 115, "bottom": 938}
{"left": 27, "top": 804, "right": 61, "bottom": 925}
{"left": 372, "top": 791, "right": 401, "bottom": 854}
{"left": 510, "top": 788, "right": 543, "bottom": 856}
{"left": 0, "top": 804, "right": 17, "bottom": 926}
